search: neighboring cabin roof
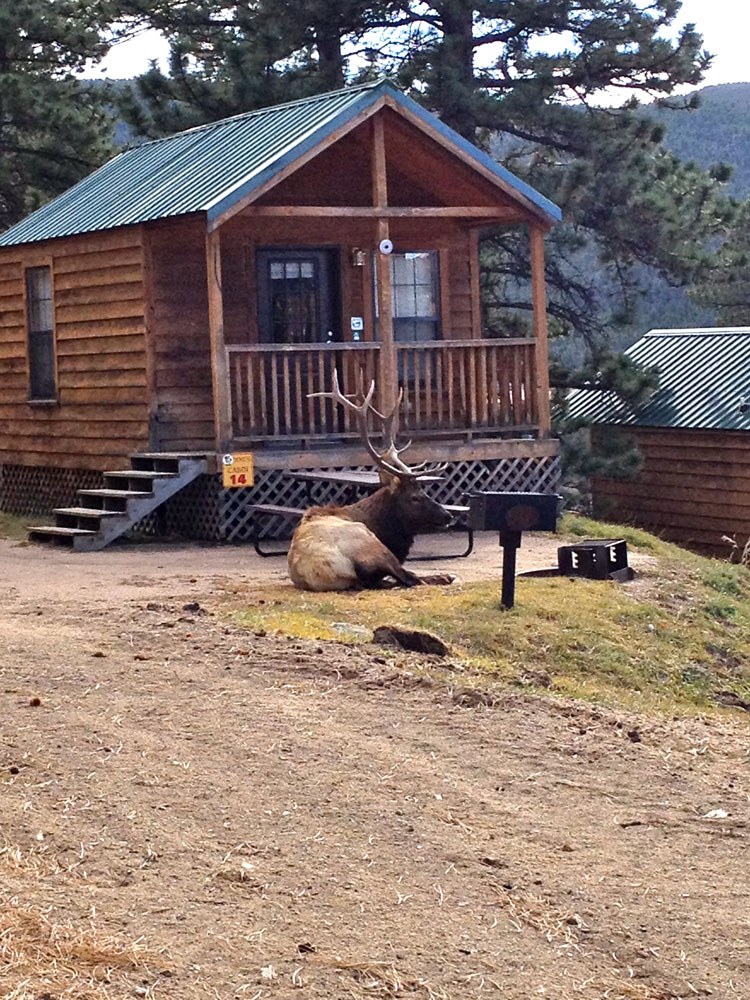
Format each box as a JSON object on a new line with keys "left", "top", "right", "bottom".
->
{"left": 0, "top": 80, "right": 561, "bottom": 249}
{"left": 567, "top": 327, "right": 750, "bottom": 432}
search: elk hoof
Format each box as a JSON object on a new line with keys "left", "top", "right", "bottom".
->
{"left": 420, "top": 573, "right": 457, "bottom": 586}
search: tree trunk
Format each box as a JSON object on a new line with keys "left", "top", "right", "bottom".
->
{"left": 434, "top": 0, "right": 476, "bottom": 140}
{"left": 314, "top": 23, "right": 345, "bottom": 90}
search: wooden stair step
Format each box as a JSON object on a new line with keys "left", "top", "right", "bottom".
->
{"left": 131, "top": 452, "right": 211, "bottom": 459}
{"left": 106, "top": 470, "right": 177, "bottom": 479}
{"left": 52, "top": 507, "right": 120, "bottom": 519}
{"left": 29, "top": 526, "right": 97, "bottom": 538}
{"left": 79, "top": 488, "right": 153, "bottom": 499}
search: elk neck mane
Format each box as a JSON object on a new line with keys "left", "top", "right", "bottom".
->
{"left": 303, "top": 488, "right": 415, "bottom": 564}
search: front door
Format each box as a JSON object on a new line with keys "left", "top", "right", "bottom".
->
{"left": 256, "top": 248, "right": 340, "bottom": 344}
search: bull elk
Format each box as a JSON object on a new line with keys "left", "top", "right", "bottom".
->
{"left": 288, "top": 376, "right": 453, "bottom": 591}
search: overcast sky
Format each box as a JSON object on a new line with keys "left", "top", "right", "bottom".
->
{"left": 90, "top": 1, "right": 749, "bottom": 89}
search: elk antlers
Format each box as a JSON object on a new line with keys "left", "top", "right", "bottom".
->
{"left": 310, "top": 372, "right": 447, "bottom": 481}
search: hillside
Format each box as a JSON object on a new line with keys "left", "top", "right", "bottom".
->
{"left": 653, "top": 81, "right": 750, "bottom": 198}
{"left": 612, "top": 82, "right": 750, "bottom": 344}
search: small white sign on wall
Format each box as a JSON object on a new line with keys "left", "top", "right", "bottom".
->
{"left": 350, "top": 316, "right": 364, "bottom": 331}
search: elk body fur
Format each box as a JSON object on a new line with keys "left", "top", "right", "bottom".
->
{"left": 287, "top": 377, "right": 453, "bottom": 592}
{"left": 288, "top": 512, "right": 421, "bottom": 591}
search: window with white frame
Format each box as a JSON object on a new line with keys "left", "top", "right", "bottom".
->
{"left": 375, "top": 251, "right": 440, "bottom": 341}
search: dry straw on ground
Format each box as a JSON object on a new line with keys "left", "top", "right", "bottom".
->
{"left": 332, "top": 958, "right": 448, "bottom": 999}
{"left": 0, "top": 897, "right": 165, "bottom": 1000}
{"left": 492, "top": 886, "right": 583, "bottom": 946}
{"left": 576, "top": 976, "right": 670, "bottom": 999}
{"left": 0, "top": 843, "right": 166, "bottom": 1000}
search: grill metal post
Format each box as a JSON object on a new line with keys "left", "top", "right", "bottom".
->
{"left": 499, "top": 530, "right": 522, "bottom": 609}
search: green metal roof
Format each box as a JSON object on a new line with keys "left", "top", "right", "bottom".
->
{"left": 0, "top": 80, "right": 561, "bottom": 248}
{"left": 567, "top": 327, "right": 750, "bottom": 432}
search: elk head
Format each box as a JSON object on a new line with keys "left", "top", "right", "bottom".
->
{"left": 311, "top": 374, "right": 452, "bottom": 541}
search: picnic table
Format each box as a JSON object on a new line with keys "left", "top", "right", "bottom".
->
{"left": 289, "top": 468, "right": 442, "bottom": 504}
{"left": 248, "top": 468, "right": 473, "bottom": 560}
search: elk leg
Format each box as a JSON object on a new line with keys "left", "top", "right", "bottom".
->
{"left": 388, "top": 564, "right": 422, "bottom": 588}
{"left": 353, "top": 551, "right": 421, "bottom": 589}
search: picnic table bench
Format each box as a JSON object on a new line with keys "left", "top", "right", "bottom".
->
{"left": 247, "top": 469, "right": 473, "bottom": 560}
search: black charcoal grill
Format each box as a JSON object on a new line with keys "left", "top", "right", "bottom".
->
{"left": 468, "top": 491, "right": 562, "bottom": 608}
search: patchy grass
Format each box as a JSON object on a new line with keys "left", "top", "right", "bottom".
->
{"left": 234, "top": 519, "right": 750, "bottom": 715}
{"left": 0, "top": 512, "right": 44, "bottom": 541}
{"left": 560, "top": 512, "right": 674, "bottom": 555}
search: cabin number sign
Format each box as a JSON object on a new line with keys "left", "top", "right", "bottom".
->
{"left": 222, "top": 452, "right": 255, "bottom": 487}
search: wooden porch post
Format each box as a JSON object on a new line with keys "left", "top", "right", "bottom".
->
{"left": 530, "top": 224, "right": 552, "bottom": 436}
{"left": 469, "top": 228, "right": 481, "bottom": 339}
{"left": 372, "top": 114, "right": 398, "bottom": 411}
{"left": 206, "top": 227, "right": 233, "bottom": 451}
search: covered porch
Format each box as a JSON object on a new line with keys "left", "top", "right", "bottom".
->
{"left": 198, "top": 91, "right": 557, "bottom": 458}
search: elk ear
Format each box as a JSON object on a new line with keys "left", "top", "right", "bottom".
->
{"left": 386, "top": 475, "right": 402, "bottom": 492}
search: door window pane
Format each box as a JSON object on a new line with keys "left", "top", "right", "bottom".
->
{"left": 25, "top": 266, "right": 57, "bottom": 400}
{"left": 268, "top": 256, "right": 319, "bottom": 344}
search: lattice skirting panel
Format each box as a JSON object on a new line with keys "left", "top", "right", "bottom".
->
{"left": 2, "top": 457, "right": 560, "bottom": 543}
{"left": 156, "top": 474, "right": 225, "bottom": 541}
{"left": 0, "top": 464, "right": 103, "bottom": 516}
{"left": 221, "top": 456, "right": 561, "bottom": 542}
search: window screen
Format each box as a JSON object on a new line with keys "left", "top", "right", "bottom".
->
{"left": 375, "top": 251, "right": 440, "bottom": 342}
{"left": 26, "top": 266, "right": 56, "bottom": 400}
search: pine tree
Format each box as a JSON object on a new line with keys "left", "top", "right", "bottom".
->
{"left": 691, "top": 200, "right": 750, "bottom": 325}
{"left": 115, "top": 0, "right": 389, "bottom": 137}
{"left": 0, "top": 0, "right": 115, "bottom": 231}
{"left": 114, "top": 0, "right": 736, "bottom": 346}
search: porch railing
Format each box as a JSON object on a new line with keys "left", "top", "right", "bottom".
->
{"left": 396, "top": 339, "right": 538, "bottom": 434}
{"left": 227, "top": 339, "right": 538, "bottom": 442}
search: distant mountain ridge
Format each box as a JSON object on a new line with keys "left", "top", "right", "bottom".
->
{"left": 651, "top": 82, "right": 750, "bottom": 199}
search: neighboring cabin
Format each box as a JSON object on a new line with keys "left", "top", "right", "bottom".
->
{"left": 0, "top": 80, "right": 562, "bottom": 544}
{"left": 568, "top": 328, "right": 750, "bottom": 555}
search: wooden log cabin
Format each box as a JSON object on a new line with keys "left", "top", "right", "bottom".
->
{"left": 0, "top": 80, "right": 562, "bottom": 546}
{"left": 567, "top": 327, "right": 750, "bottom": 556}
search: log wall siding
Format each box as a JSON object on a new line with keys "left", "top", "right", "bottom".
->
{"left": 0, "top": 203, "right": 490, "bottom": 470}
{"left": 592, "top": 427, "right": 750, "bottom": 554}
{"left": 0, "top": 227, "right": 150, "bottom": 470}
{"left": 144, "top": 218, "right": 216, "bottom": 452}
{"left": 220, "top": 215, "right": 479, "bottom": 344}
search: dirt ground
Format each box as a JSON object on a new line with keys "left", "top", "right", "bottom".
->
{"left": 1, "top": 535, "right": 749, "bottom": 1000}
{"left": 0, "top": 530, "right": 564, "bottom": 605}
